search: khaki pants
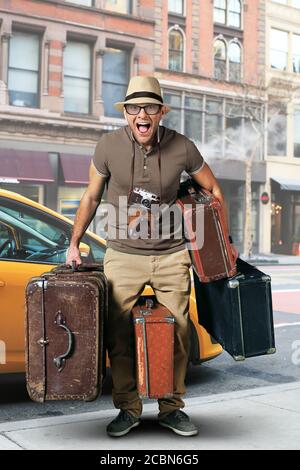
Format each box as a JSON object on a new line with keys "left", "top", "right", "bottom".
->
{"left": 104, "top": 247, "right": 192, "bottom": 418}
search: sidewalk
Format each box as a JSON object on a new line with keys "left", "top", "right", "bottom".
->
{"left": 1, "top": 382, "right": 299, "bottom": 450}
{"left": 242, "top": 253, "right": 300, "bottom": 266}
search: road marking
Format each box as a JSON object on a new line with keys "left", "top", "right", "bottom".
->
{"left": 275, "top": 322, "right": 300, "bottom": 328}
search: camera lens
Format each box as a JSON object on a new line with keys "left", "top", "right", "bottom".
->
{"left": 141, "top": 198, "right": 151, "bottom": 208}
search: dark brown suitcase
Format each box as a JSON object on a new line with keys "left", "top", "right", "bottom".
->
{"left": 25, "top": 263, "right": 107, "bottom": 402}
{"left": 132, "top": 300, "right": 174, "bottom": 399}
{"left": 177, "top": 179, "right": 237, "bottom": 282}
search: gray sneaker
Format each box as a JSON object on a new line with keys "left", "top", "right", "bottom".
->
{"left": 159, "top": 410, "right": 198, "bottom": 436}
{"left": 107, "top": 410, "right": 141, "bottom": 437}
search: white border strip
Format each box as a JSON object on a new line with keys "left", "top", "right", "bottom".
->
{"left": 275, "top": 322, "right": 300, "bottom": 328}
{"left": 273, "top": 289, "right": 300, "bottom": 293}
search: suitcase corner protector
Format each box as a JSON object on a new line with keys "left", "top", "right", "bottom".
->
{"left": 228, "top": 279, "right": 239, "bottom": 289}
{"left": 233, "top": 355, "right": 245, "bottom": 362}
{"left": 267, "top": 347, "right": 276, "bottom": 355}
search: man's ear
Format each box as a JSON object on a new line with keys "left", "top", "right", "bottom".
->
{"left": 123, "top": 108, "right": 127, "bottom": 119}
{"left": 161, "top": 105, "right": 167, "bottom": 116}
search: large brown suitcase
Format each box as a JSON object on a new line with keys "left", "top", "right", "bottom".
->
{"left": 177, "top": 179, "right": 237, "bottom": 282}
{"left": 25, "top": 263, "right": 107, "bottom": 402}
{"left": 132, "top": 300, "right": 174, "bottom": 399}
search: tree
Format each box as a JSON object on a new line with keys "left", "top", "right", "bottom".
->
{"left": 197, "top": 81, "right": 266, "bottom": 258}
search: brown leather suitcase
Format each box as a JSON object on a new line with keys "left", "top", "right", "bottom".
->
{"left": 132, "top": 300, "right": 174, "bottom": 399}
{"left": 177, "top": 179, "right": 237, "bottom": 282}
{"left": 25, "top": 263, "right": 107, "bottom": 402}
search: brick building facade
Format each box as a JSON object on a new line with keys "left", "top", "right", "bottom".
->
{"left": 0, "top": 1, "right": 269, "bottom": 253}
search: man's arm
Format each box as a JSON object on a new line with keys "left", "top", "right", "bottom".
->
{"left": 191, "top": 163, "right": 238, "bottom": 260}
{"left": 66, "top": 162, "right": 107, "bottom": 266}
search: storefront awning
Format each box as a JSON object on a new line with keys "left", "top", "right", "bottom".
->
{"left": 60, "top": 153, "right": 92, "bottom": 184}
{"left": 0, "top": 149, "right": 54, "bottom": 182}
{"left": 272, "top": 177, "right": 300, "bottom": 192}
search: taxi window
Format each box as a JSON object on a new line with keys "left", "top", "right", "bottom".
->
{"left": 0, "top": 197, "right": 105, "bottom": 264}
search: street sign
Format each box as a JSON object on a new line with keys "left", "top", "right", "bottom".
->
{"left": 260, "top": 192, "right": 270, "bottom": 204}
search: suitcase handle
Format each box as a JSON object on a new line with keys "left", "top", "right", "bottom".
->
{"left": 53, "top": 311, "right": 74, "bottom": 372}
{"left": 51, "top": 262, "right": 103, "bottom": 274}
{"left": 140, "top": 298, "right": 154, "bottom": 315}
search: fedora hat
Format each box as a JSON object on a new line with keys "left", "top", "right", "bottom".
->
{"left": 114, "top": 76, "right": 170, "bottom": 113}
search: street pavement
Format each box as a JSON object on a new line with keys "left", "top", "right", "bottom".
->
{"left": 1, "top": 256, "right": 300, "bottom": 451}
{"left": 0, "top": 382, "right": 299, "bottom": 450}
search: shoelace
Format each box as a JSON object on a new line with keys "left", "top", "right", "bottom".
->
{"left": 172, "top": 410, "right": 189, "bottom": 421}
{"left": 119, "top": 411, "right": 135, "bottom": 422}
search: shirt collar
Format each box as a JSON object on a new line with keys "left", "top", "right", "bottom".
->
{"left": 127, "top": 126, "right": 162, "bottom": 154}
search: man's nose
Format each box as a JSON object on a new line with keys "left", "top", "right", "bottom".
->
{"left": 138, "top": 107, "right": 148, "bottom": 117}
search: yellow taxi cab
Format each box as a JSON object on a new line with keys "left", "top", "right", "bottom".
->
{"left": 0, "top": 189, "right": 222, "bottom": 373}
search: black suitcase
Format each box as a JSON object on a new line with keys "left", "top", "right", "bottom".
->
{"left": 25, "top": 263, "right": 107, "bottom": 402}
{"left": 194, "top": 258, "right": 276, "bottom": 361}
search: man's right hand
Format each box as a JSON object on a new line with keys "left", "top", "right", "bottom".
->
{"left": 66, "top": 245, "right": 82, "bottom": 267}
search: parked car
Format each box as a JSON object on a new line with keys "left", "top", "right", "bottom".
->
{"left": 0, "top": 189, "right": 222, "bottom": 373}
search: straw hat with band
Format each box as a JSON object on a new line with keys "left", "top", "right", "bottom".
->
{"left": 114, "top": 76, "right": 170, "bottom": 113}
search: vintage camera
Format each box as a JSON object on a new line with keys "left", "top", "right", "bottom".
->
{"left": 129, "top": 187, "right": 160, "bottom": 210}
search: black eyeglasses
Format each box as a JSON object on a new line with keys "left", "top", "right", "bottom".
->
{"left": 124, "top": 104, "right": 162, "bottom": 115}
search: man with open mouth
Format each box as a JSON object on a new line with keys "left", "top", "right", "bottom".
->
{"left": 67, "top": 76, "right": 232, "bottom": 438}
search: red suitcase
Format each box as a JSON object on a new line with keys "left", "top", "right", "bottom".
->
{"left": 25, "top": 263, "right": 107, "bottom": 402}
{"left": 132, "top": 300, "right": 174, "bottom": 399}
{"left": 177, "top": 179, "right": 237, "bottom": 282}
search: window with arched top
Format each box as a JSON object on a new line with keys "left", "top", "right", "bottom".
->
{"left": 228, "top": 42, "right": 241, "bottom": 81}
{"left": 168, "top": 28, "right": 184, "bottom": 72}
{"left": 214, "top": 39, "right": 227, "bottom": 80}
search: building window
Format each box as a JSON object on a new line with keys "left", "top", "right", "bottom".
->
{"left": 184, "top": 96, "right": 203, "bottom": 143}
{"left": 65, "top": 0, "right": 93, "bottom": 6}
{"left": 8, "top": 31, "right": 40, "bottom": 108}
{"left": 168, "top": 28, "right": 184, "bottom": 72}
{"left": 162, "top": 92, "right": 182, "bottom": 133}
{"left": 270, "top": 29, "right": 288, "bottom": 71}
{"left": 268, "top": 102, "right": 287, "bottom": 156}
{"left": 204, "top": 98, "right": 223, "bottom": 148}
{"left": 168, "top": 0, "right": 184, "bottom": 15}
{"left": 214, "top": 39, "right": 227, "bottom": 80}
{"left": 214, "top": 0, "right": 226, "bottom": 24}
{"left": 64, "top": 41, "right": 91, "bottom": 114}
{"left": 228, "top": 0, "right": 241, "bottom": 28}
{"left": 228, "top": 42, "right": 241, "bottom": 81}
{"left": 103, "top": 0, "right": 132, "bottom": 14}
{"left": 102, "top": 48, "right": 130, "bottom": 118}
{"left": 292, "top": 34, "right": 300, "bottom": 73}
{"left": 225, "top": 102, "right": 243, "bottom": 154}
{"left": 294, "top": 107, "right": 300, "bottom": 157}
{"left": 163, "top": 93, "right": 202, "bottom": 143}
{"left": 214, "top": 0, "right": 241, "bottom": 28}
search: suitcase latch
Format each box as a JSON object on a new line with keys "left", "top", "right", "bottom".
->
{"left": 140, "top": 298, "right": 154, "bottom": 316}
{"left": 37, "top": 338, "right": 49, "bottom": 347}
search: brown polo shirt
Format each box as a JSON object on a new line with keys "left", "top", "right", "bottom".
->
{"left": 92, "top": 125, "right": 204, "bottom": 255}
